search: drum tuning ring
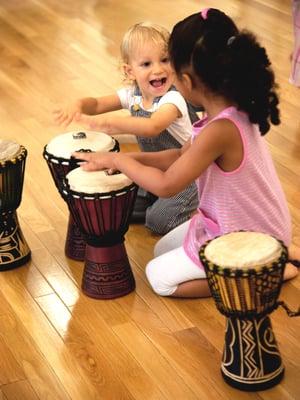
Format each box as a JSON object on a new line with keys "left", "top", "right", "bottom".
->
{"left": 72, "top": 132, "right": 87, "bottom": 139}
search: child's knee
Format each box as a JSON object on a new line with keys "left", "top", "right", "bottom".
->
{"left": 145, "top": 262, "right": 177, "bottom": 296}
{"left": 145, "top": 210, "right": 171, "bottom": 235}
{"left": 145, "top": 208, "right": 186, "bottom": 235}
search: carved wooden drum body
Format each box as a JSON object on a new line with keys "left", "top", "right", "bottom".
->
{"left": 43, "top": 131, "right": 119, "bottom": 261}
{"left": 0, "top": 140, "right": 31, "bottom": 270}
{"left": 63, "top": 168, "right": 137, "bottom": 299}
{"left": 199, "top": 231, "right": 296, "bottom": 391}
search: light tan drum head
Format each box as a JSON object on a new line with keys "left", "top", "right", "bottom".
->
{"left": 204, "top": 231, "right": 282, "bottom": 269}
{"left": 46, "top": 131, "right": 115, "bottom": 159}
{"left": 0, "top": 140, "right": 21, "bottom": 162}
{"left": 66, "top": 168, "right": 133, "bottom": 194}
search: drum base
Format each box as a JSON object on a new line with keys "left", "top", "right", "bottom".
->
{"left": 82, "top": 242, "right": 135, "bottom": 299}
{"left": 221, "top": 367, "right": 284, "bottom": 392}
{"left": 0, "top": 211, "right": 31, "bottom": 271}
{"left": 64, "top": 215, "right": 86, "bottom": 261}
{"left": 221, "top": 316, "right": 284, "bottom": 391}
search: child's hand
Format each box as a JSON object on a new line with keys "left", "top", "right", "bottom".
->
{"left": 72, "top": 151, "right": 116, "bottom": 172}
{"left": 75, "top": 114, "right": 108, "bottom": 132}
{"left": 53, "top": 101, "right": 82, "bottom": 128}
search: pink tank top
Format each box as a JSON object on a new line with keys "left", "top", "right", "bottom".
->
{"left": 183, "top": 106, "right": 291, "bottom": 268}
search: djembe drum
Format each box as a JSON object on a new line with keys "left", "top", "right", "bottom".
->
{"left": 62, "top": 168, "right": 137, "bottom": 299}
{"left": 0, "top": 139, "right": 31, "bottom": 270}
{"left": 43, "top": 131, "right": 119, "bottom": 261}
{"left": 199, "top": 231, "right": 299, "bottom": 392}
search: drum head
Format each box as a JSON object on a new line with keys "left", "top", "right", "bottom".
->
{"left": 66, "top": 168, "right": 133, "bottom": 194}
{"left": 45, "top": 131, "right": 115, "bottom": 159}
{"left": 0, "top": 140, "right": 21, "bottom": 162}
{"left": 204, "top": 231, "right": 283, "bottom": 269}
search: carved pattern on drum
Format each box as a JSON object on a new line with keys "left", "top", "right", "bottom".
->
{"left": 0, "top": 143, "right": 30, "bottom": 270}
{"left": 64, "top": 216, "right": 86, "bottom": 261}
{"left": 0, "top": 212, "right": 30, "bottom": 269}
{"left": 222, "top": 319, "right": 235, "bottom": 367}
{"left": 241, "top": 320, "right": 262, "bottom": 378}
{"left": 199, "top": 232, "right": 299, "bottom": 391}
{"left": 221, "top": 316, "right": 284, "bottom": 390}
{"left": 1, "top": 214, "right": 24, "bottom": 257}
{"left": 82, "top": 258, "right": 135, "bottom": 299}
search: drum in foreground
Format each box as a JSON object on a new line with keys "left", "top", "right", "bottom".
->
{"left": 199, "top": 231, "right": 299, "bottom": 391}
{"left": 43, "top": 131, "right": 119, "bottom": 261}
{"left": 0, "top": 139, "right": 31, "bottom": 270}
{"left": 63, "top": 168, "right": 137, "bottom": 299}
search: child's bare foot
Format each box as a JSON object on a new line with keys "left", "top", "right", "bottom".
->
{"left": 284, "top": 262, "right": 299, "bottom": 281}
{"left": 284, "top": 244, "right": 300, "bottom": 281}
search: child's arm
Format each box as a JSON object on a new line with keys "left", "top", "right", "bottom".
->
{"left": 53, "top": 94, "right": 122, "bottom": 128}
{"left": 72, "top": 119, "right": 236, "bottom": 197}
{"left": 122, "top": 146, "right": 184, "bottom": 171}
{"left": 75, "top": 103, "right": 180, "bottom": 137}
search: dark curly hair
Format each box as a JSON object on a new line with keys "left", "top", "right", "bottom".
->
{"left": 169, "top": 9, "right": 280, "bottom": 135}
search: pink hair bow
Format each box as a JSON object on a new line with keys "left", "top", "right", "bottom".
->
{"left": 201, "top": 8, "right": 210, "bottom": 20}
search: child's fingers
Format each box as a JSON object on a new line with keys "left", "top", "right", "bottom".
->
{"left": 72, "top": 151, "right": 90, "bottom": 160}
{"left": 53, "top": 112, "right": 68, "bottom": 126}
{"left": 74, "top": 112, "right": 82, "bottom": 121}
{"left": 62, "top": 114, "right": 75, "bottom": 128}
{"left": 76, "top": 114, "right": 95, "bottom": 129}
{"left": 52, "top": 110, "right": 63, "bottom": 122}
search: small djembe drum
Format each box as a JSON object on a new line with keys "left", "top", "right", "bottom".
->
{"left": 199, "top": 231, "right": 299, "bottom": 392}
{"left": 0, "top": 139, "right": 31, "bottom": 270}
{"left": 62, "top": 167, "right": 138, "bottom": 299}
{"left": 43, "top": 131, "right": 119, "bottom": 261}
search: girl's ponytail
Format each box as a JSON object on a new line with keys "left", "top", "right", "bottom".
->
{"left": 222, "top": 31, "right": 280, "bottom": 135}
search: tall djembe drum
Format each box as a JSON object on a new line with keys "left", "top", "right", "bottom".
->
{"left": 62, "top": 168, "right": 138, "bottom": 299}
{"left": 43, "top": 131, "right": 119, "bottom": 261}
{"left": 199, "top": 231, "right": 299, "bottom": 391}
{"left": 0, "top": 140, "right": 31, "bottom": 270}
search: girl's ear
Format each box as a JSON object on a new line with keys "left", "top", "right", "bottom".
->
{"left": 181, "top": 73, "right": 193, "bottom": 92}
{"left": 123, "top": 63, "right": 135, "bottom": 80}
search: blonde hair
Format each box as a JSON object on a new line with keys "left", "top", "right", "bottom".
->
{"left": 120, "top": 22, "right": 170, "bottom": 64}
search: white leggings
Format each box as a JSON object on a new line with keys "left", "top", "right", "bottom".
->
{"left": 145, "top": 220, "right": 206, "bottom": 296}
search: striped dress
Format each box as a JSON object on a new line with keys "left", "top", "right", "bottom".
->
{"left": 183, "top": 106, "right": 292, "bottom": 268}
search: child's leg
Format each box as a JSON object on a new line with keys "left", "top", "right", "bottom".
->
{"left": 145, "top": 182, "right": 198, "bottom": 235}
{"left": 154, "top": 220, "right": 190, "bottom": 257}
{"left": 146, "top": 245, "right": 208, "bottom": 298}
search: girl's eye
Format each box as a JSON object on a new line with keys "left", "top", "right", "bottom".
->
{"left": 162, "top": 57, "right": 169, "bottom": 63}
{"left": 141, "top": 61, "right": 151, "bottom": 67}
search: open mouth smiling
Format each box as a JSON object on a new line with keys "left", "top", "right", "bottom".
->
{"left": 150, "top": 77, "right": 167, "bottom": 87}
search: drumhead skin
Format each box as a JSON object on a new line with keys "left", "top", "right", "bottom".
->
{"left": 45, "top": 131, "right": 115, "bottom": 159}
{"left": 66, "top": 168, "right": 133, "bottom": 194}
{"left": 204, "top": 231, "right": 282, "bottom": 269}
{"left": 0, "top": 139, "right": 21, "bottom": 162}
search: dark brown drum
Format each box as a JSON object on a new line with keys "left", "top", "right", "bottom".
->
{"left": 43, "top": 130, "right": 119, "bottom": 261}
{"left": 62, "top": 168, "right": 137, "bottom": 299}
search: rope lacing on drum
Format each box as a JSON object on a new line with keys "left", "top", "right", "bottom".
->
{"left": 277, "top": 301, "right": 300, "bottom": 317}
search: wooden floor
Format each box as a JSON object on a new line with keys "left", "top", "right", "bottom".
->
{"left": 0, "top": 0, "right": 299, "bottom": 399}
